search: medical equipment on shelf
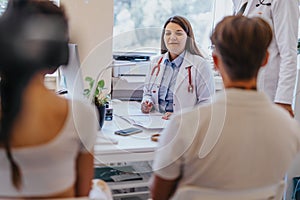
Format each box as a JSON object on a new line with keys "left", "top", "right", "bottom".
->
{"left": 111, "top": 52, "right": 156, "bottom": 101}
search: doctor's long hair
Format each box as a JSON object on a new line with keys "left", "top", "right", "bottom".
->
{"left": 0, "top": 0, "right": 69, "bottom": 189}
{"left": 161, "top": 15, "right": 203, "bottom": 57}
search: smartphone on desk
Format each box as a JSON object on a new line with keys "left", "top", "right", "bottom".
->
{"left": 114, "top": 127, "right": 142, "bottom": 136}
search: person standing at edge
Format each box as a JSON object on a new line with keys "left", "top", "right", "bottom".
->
{"left": 233, "top": 0, "right": 299, "bottom": 117}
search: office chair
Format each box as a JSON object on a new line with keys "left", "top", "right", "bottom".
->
{"left": 171, "top": 180, "right": 285, "bottom": 200}
{"left": 284, "top": 153, "right": 300, "bottom": 200}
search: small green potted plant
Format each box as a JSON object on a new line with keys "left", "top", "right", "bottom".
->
{"left": 84, "top": 76, "right": 110, "bottom": 128}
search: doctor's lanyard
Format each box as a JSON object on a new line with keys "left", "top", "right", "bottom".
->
{"left": 147, "top": 57, "right": 194, "bottom": 93}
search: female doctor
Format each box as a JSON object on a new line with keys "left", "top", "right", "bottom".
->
{"left": 141, "top": 16, "right": 215, "bottom": 118}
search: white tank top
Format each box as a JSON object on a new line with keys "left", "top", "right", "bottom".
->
{"left": 0, "top": 100, "right": 98, "bottom": 197}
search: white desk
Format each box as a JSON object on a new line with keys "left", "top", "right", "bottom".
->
{"left": 112, "top": 74, "right": 224, "bottom": 100}
{"left": 94, "top": 74, "right": 223, "bottom": 164}
{"left": 94, "top": 101, "right": 160, "bottom": 164}
{"left": 93, "top": 101, "right": 157, "bottom": 199}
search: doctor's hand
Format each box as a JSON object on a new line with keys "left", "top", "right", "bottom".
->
{"left": 162, "top": 112, "right": 172, "bottom": 120}
{"left": 275, "top": 103, "right": 294, "bottom": 118}
{"left": 141, "top": 101, "right": 153, "bottom": 113}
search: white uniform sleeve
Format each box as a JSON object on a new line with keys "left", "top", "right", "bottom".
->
{"left": 195, "top": 59, "right": 215, "bottom": 105}
{"left": 272, "top": 0, "right": 299, "bottom": 104}
{"left": 142, "top": 57, "right": 156, "bottom": 104}
{"left": 142, "top": 56, "right": 161, "bottom": 103}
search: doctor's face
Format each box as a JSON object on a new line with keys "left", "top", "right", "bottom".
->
{"left": 164, "top": 22, "right": 187, "bottom": 58}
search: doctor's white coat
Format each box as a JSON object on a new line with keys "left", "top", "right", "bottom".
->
{"left": 233, "top": 0, "right": 299, "bottom": 104}
{"left": 142, "top": 51, "right": 215, "bottom": 113}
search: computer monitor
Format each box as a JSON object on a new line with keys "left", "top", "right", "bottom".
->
{"left": 59, "top": 43, "right": 85, "bottom": 100}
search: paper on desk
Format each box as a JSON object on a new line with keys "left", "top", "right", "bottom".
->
{"left": 117, "top": 114, "right": 168, "bottom": 129}
{"left": 120, "top": 76, "right": 145, "bottom": 83}
{"left": 113, "top": 101, "right": 161, "bottom": 116}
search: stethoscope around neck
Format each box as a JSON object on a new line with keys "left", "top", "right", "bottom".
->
{"left": 256, "top": 0, "right": 271, "bottom": 7}
{"left": 146, "top": 56, "right": 194, "bottom": 94}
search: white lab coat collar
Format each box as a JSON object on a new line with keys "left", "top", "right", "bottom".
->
{"left": 232, "top": 0, "right": 248, "bottom": 12}
{"left": 157, "top": 51, "right": 190, "bottom": 89}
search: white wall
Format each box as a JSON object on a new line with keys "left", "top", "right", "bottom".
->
{"left": 213, "top": 0, "right": 233, "bottom": 26}
{"left": 60, "top": 0, "right": 114, "bottom": 91}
